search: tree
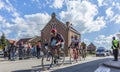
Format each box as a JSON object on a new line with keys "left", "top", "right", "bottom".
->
{"left": 1, "top": 33, "right": 7, "bottom": 49}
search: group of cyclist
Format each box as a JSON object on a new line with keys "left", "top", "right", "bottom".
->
{"left": 45, "top": 28, "right": 86, "bottom": 64}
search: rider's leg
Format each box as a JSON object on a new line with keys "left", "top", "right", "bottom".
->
{"left": 73, "top": 48, "right": 76, "bottom": 60}
{"left": 74, "top": 48, "right": 78, "bottom": 62}
{"left": 57, "top": 48, "right": 61, "bottom": 59}
{"left": 53, "top": 49, "right": 57, "bottom": 64}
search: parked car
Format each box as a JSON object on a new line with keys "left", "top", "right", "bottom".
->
{"left": 96, "top": 47, "right": 106, "bottom": 56}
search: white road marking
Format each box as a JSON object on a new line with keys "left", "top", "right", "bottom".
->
{"left": 94, "top": 66, "right": 110, "bottom": 72}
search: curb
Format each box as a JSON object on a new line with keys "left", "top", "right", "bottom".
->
{"left": 102, "top": 62, "right": 120, "bottom": 69}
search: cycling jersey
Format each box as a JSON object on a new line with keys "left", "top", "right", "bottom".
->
{"left": 70, "top": 38, "right": 79, "bottom": 48}
{"left": 50, "top": 33, "right": 64, "bottom": 48}
{"left": 73, "top": 39, "right": 79, "bottom": 47}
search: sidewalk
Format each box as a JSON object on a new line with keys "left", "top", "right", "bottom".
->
{"left": 102, "top": 59, "right": 120, "bottom": 69}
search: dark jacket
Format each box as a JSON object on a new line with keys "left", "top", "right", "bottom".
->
{"left": 50, "top": 33, "right": 64, "bottom": 47}
{"left": 9, "top": 44, "right": 17, "bottom": 53}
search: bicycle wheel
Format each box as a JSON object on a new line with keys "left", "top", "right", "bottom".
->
{"left": 41, "top": 51, "right": 53, "bottom": 70}
{"left": 57, "top": 49, "right": 65, "bottom": 65}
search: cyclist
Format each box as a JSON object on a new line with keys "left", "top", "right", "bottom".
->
{"left": 50, "top": 29, "right": 64, "bottom": 64}
{"left": 69, "top": 35, "right": 80, "bottom": 62}
{"left": 80, "top": 42, "right": 87, "bottom": 60}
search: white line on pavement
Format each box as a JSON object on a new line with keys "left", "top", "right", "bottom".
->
{"left": 94, "top": 66, "right": 110, "bottom": 72}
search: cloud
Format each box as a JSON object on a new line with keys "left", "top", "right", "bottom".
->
{"left": 32, "top": 0, "right": 42, "bottom": 9}
{"left": 111, "top": 14, "right": 120, "bottom": 24}
{"left": 0, "top": 15, "right": 14, "bottom": 38}
{"left": 11, "top": 13, "right": 51, "bottom": 39}
{"left": 97, "top": 0, "right": 113, "bottom": 7}
{"left": 114, "top": 15, "right": 120, "bottom": 24}
{"left": 0, "top": 15, "right": 4, "bottom": 22}
{"left": 45, "top": 0, "right": 50, "bottom": 4}
{"left": 115, "top": 2, "right": 120, "bottom": 10}
{"left": 0, "top": 15, "right": 13, "bottom": 29}
{"left": 0, "top": 0, "right": 51, "bottom": 39}
{"left": 0, "top": 0, "right": 20, "bottom": 17}
{"left": 1, "top": 13, "right": 51, "bottom": 40}
{"left": 105, "top": 7, "right": 114, "bottom": 19}
{"left": 24, "top": 13, "right": 51, "bottom": 34}
{"left": 83, "top": 38, "right": 91, "bottom": 46}
{"left": 97, "top": 0, "right": 104, "bottom": 7}
{"left": 94, "top": 35, "right": 111, "bottom": 48}
{"left": 84, "top": 16, "right": 106, "bottom": 33}
{"left": 24, "top": 13, "right": 50, "bottom": 26}
{"left": 59, "top": 0, "right": 106, "bottom": 33}
{"left": 0, "top": 0, "right": 4, "bottom": 9}
{"left": 51, "top": 0, "right": 64, "bottom": 9}
{"left": 32, "top": 0, "right": 39, "bottom": 3}
{"left": 0, "top": 0, "right": 51, "bottom": 40}
{"left": 94, "top": 34, "right": 119, "bottom": 48}
{"left": 4, "top": 29, "right": 11, "bottom": 36}
{"left": 100, "top": 1, "right": 120, "bottom": 24}
{"left": 97, "top": 0, "right": 109, "bottom": 7}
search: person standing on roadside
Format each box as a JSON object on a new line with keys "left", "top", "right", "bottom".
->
{"left": 27, "top": 43, "right": 31, "bottom": 58}
{"left": 36, "top": 41, "right": 41, "bottom": 59}
{"left": 18, "top": 42, "right": 24, "bottom": 60}
{"left": 3, "top": 45, "right": 8, "bottom": 60}
{"left": 112, "top": 37, "right": 119, "bottom": 61}
{"left": 10, "top": 42, "right": 17, "bottom": 61}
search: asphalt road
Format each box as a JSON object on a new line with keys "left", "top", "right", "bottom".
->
{"left": 52, "top": 58, "right": 120, "bottom": 72}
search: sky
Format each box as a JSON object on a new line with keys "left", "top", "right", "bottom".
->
{"left": 0, "top": 0, "right": 120, "bottom": 49}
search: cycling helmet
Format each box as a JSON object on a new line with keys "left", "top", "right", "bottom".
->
{"left": 51, "top": 29, "right": 57, "bottom": 33}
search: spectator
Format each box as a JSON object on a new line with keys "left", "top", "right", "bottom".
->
{"left": 36, "top": 41, "right": 41, "bottom": 59}
{"left": 9, "top": 42, "right": 17, "bottom": 61}
{"left": 3, "top": 45, "right": 8, "bottom": 60}
{"left": 27, "top": 43, "right": 31, "bottom": 58}
{"left": 31, "top": 45, "right": 36, "bottom": 58}
{"left": 18, "top": 42, "right": 24, "bottom": 60}
{"left": 7, "top": 45, "right": 11, "bottom": 60}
